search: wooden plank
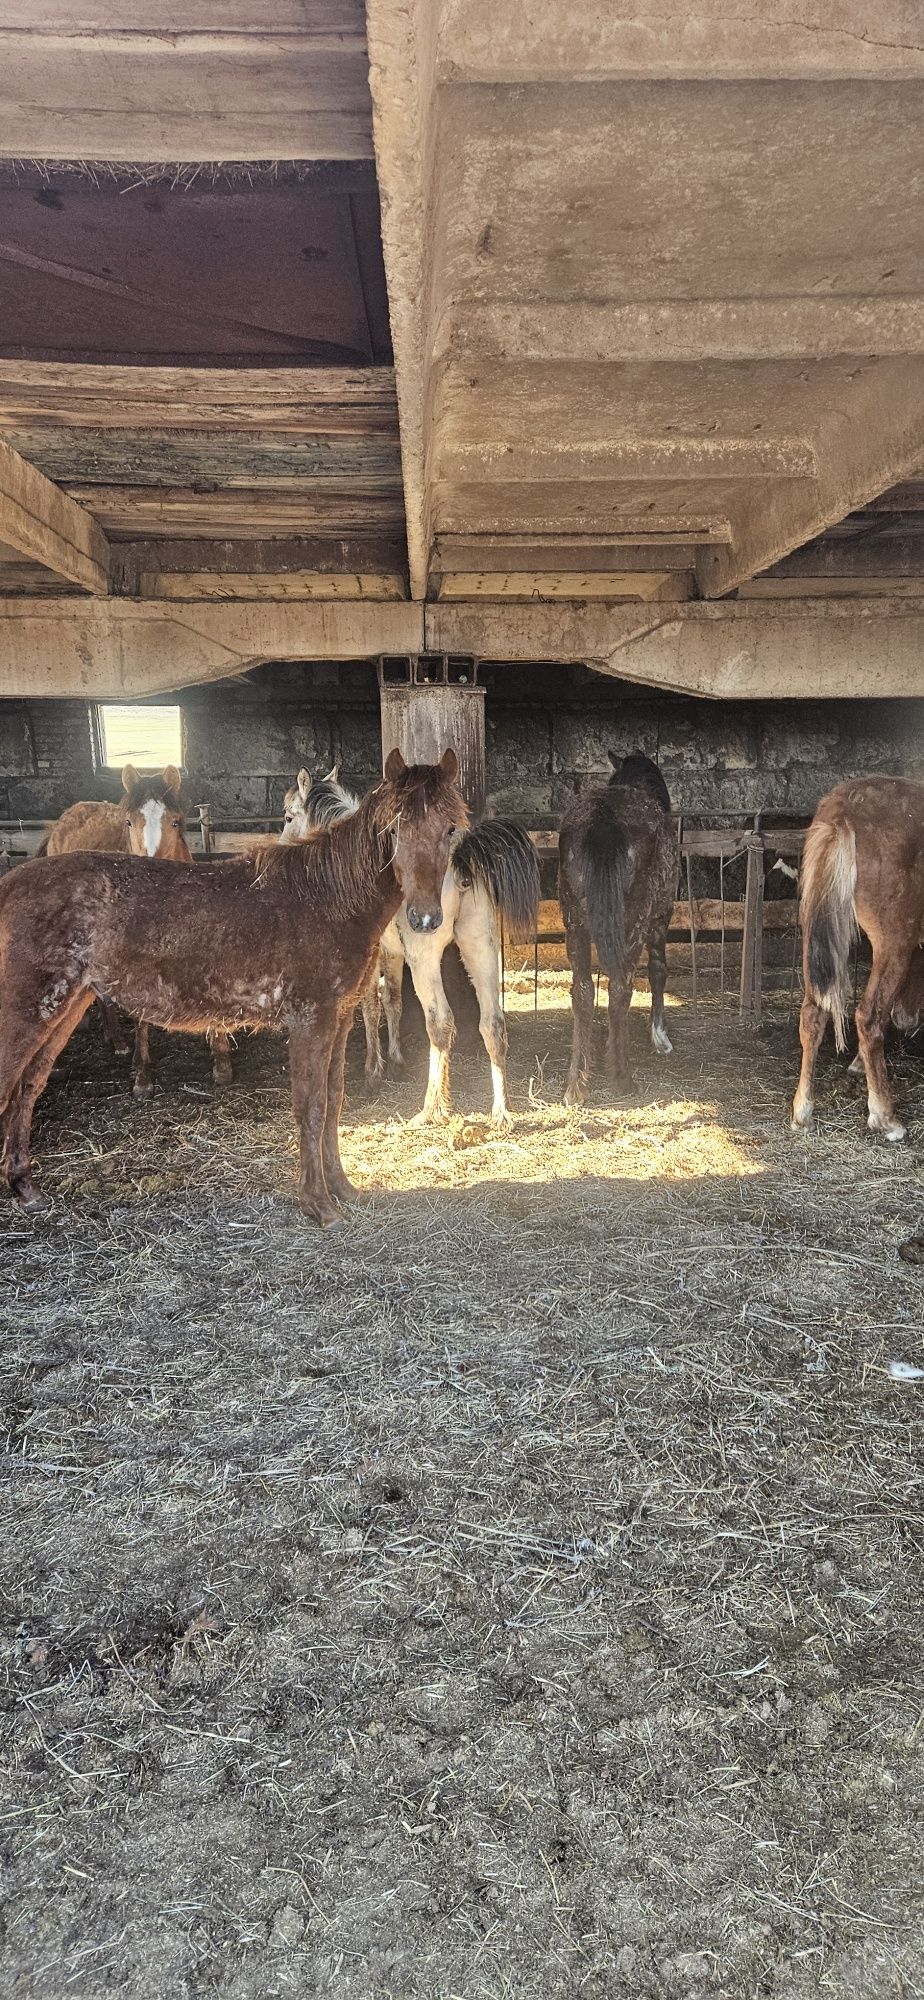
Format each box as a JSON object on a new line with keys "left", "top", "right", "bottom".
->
{"left": 0, "top": 435, "right": 108, "bottom": 594}
{"left": 537, "top": 895, "right": 797, "bottom": 938}
{"left": 435, "top": 570, "right": 689, "bottom": 601}
{"left": 20, "top": 432, "right": 402, "bottom": 488}
{"left": 138, "top": 571, "right": 405, "bottom": 601}
{"left": 0, "top": 364, "right": 399, "bottom": 436}
{"left": 63, "top": 486, "right": 407, "bottom": 539}
{"left": 0, "top": 21, "right": 374, "bottom": 161}
{"left": 432, "top": 534, "right": 700, "bottom": 570}
{"left": 112, "top": 536, "right": 408, "bottom": 593}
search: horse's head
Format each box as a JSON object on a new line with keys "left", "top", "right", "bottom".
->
{"left": 382, "top": 747, "right": 468, "bottom": 932}
{"left": 121, "top": 764, "right": 188, "bottom": 859}
{"left": 280, "top": 765, "right": 357, "bottom": 842}
{"left": 608, "top": 749, "right": 672, "bottom": 814}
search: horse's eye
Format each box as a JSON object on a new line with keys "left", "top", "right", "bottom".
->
{"left": 172, "top": 818, "right": 182, "bottom": 829}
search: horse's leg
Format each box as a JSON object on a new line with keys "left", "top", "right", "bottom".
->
{"left": 563, "top": 917, "right": 594, "bottom": 1106}
{"left": 454, "top": 893, "right": 511, "bottom": 1124}
{"left": 855, "top": 946, "right": 913, "bottom": 1140}
{"left": 288, "top": 1014, "right": 341, "bottom": 1227}
{"left": 132, "top": 1019, "right": 154, "bottom": 1098}
{"left": 208, "top": 1031, "right": 233, "bottom": 1088}
{"left": 322, "top": 1010, "right": 358, "bottom": 1205}
{"left": 99, "top": 997, "right": 131, "bottom": 1058}
{"left": 2, "top": 993, "right": 93, "bottom": 1210}
{"left": 791, "top": 993, "right": 829, "bottom": 1129}
{"left": 605, "top": 976, "right": 635, "bottom": 1098}
{"left": 648, "top": 920, "right": 673, "bottom": 1056}
{"left": 380, "top": 934, "right": 405, "bottom": 1068}
{"left": 360, "top": 964, "right": 384, "bottom": 1084}
{"left": 405, "top": 935, "right": 455, "bottom": 1124}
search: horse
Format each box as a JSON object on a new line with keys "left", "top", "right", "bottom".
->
{"left": 792, "top": 776, "right": 924, "bottom": 1142}
{"left": 558, "top": 751, "right": 678, "bottom": 1104}
{"left": 281, "top": 765, "right": 540, "bottom": 1124}
{"left": 0, "top": 749, "right": 465, "bottom": 1225}
{"left": 37, "top": 764, "right": 232, "bottom": 1096}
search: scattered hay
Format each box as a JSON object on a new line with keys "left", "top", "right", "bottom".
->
{"left": 2, "top": 976, "right": 924, "bottom": 1996}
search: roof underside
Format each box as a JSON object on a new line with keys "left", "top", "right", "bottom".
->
{"left": 1, "top": 3, "right": 924, "bottom": 695}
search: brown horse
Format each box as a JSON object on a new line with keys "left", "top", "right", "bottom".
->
{"left": 0, "top": 749, "right": 466, "bottom": 1224}
{"left": 559, "top": 752, "right": 678, "bottom": 1104}
{"left": 39, "top": 765, "right": 232, "bottom": 1095}
{"left": 793, "top": 777, "right": 924, "bottom": 1141}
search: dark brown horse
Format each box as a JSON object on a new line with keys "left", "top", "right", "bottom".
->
{"left": 559, "top": 752, "right": 678, "bottom": 1104}
{"left": 39, "top": 765, "right": 233, "bottom": 1095}
{"left": 793, "top": 777, "right": 924, "bottom": 1141}
{"left": 0, "top": 749, "right": 466, "bottom": 1225}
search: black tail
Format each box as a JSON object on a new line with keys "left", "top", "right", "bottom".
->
{"left": 579, "top": 816, "right": 630, "bottom": 977}
{"left": 452, "top": 819, "right": 540, "bottom": 936}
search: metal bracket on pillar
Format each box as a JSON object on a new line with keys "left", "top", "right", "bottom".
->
{"left": 377, "top": 653, "right": 486, "bottom": 817}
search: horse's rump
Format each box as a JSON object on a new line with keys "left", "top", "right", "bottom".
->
{"left": 451, "top": 820, "right": 540, "bottom": 936}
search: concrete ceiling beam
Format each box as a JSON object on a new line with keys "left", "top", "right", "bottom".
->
{"left": 696, "top": 358, "right": 924, "bottom": 596}
{"left": 454, "top": 298, "right": 924, "bottom": 365}
{"left": 436, "top": 2, "right": 924, "bottom": 83}
{"left": 365, "top": 0, "right": 439, "bottom": 600}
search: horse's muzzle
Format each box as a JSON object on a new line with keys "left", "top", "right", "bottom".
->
{"left": 407, "top": 905, "right": 443, "bottom": 933}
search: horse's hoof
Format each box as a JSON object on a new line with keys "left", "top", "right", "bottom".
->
{"left": 388, "top": 1051, "right": 404, "bottom": 1070}
{"left": 651, "top": 1026, "right": 673, "bottom": 1056}
{"left": 10, "top": 1177, "right": 46, "bottom": 1213}
{"left": 133, "top": 1078, "right": 155, "bottom": 1101}
{"left": 410, "top": 1106, "right": 449, "bottom": 1127}
{"left": 298, "top": 1189, "right": 345, "bottom": 1227}
{"left": 212, "top": 1066, "right": 233, "bottom": 1089}
{"left": 563, "top": 1083, "right": 587, "bottom": 1108}
{"left": 870, "top": 1114, "right": 906, "bottom": 1143}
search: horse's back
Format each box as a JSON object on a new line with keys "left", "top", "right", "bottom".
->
{"left": 43, "top": 801, "right": 126, "bottom": 856}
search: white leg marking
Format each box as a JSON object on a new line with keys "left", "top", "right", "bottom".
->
{"left": 651, "top": 1020, "right": 673, "bottom": 1056}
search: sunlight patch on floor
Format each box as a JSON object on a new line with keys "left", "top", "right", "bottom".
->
{"left": 341, "top": 1095, "right": 763, "bottom": 1194}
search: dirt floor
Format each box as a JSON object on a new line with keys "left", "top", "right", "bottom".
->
{"left": 3, "top": 970, "right": 924, "bottom": 1998}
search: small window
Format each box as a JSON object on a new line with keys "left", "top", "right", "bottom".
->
{"left": 94, "top": 703, "right": 184, "bottom": 772}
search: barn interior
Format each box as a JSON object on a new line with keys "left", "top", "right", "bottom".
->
{"left": 4, "top": 8, "right": 924, "bottom": 1996}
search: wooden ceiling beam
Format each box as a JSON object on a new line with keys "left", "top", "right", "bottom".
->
{"left": 0, "top": 435, "right": 108, "bottom": 594}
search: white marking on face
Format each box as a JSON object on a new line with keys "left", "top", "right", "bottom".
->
{"left": 140, "top": 798, "right": 166, "bottom": 857}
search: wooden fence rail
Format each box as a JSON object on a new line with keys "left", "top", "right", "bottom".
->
{"left": 0, "top": 812, "right": 808, "bottom": 1027}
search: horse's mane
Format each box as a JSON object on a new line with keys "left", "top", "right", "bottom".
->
{"left": 298, "top": 772, "right": 360, "bottom": 824}
{"left": 123, "top": 774, "right": 184, "bottom": 814}
{"left": 255, "top": 762, "right": 465, "bottom": 913}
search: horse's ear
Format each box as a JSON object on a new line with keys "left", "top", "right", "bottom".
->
{"left": 440, "top": 747, "right": 459, "bottom": 780}
{"left": 296, "top": 768, "right": 311, "bottom": 803}
{"left": 607, "top": 749, "right": 621, "bottom": 771}
{"left": 162, "top": 764, "right": 181, "bottom": 794}
{"left": 121, "top": 763, "right": 138, "bottom": 795}
{"left": 324, "top": 763, "right": 340, "bottom": 785}
{"left": 384, "top": 748, "right": 406, "bottom": 782}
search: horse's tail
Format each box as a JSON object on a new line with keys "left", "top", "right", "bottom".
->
{"left": 33, "top": 833, "right": 51, "bottom": 858}
{"left": 452, "top": 819, "right": 540, "bottom": 936}
{"left": 800, "top": 815, "right": 858, "bottom": 1050}
{"left": 578, "top": 816, "right": 630, "bottom": 978}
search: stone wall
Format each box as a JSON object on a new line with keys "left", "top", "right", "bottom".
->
{"left": 1, "top": 658, "right": 923, "bottom": 827}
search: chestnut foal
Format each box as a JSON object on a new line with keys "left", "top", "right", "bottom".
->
{"left": 0, "top": 749, "right": 465, "bottom": 1224}
{"left": 39, "top": 764, "right": 232, "bottom": 1095}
